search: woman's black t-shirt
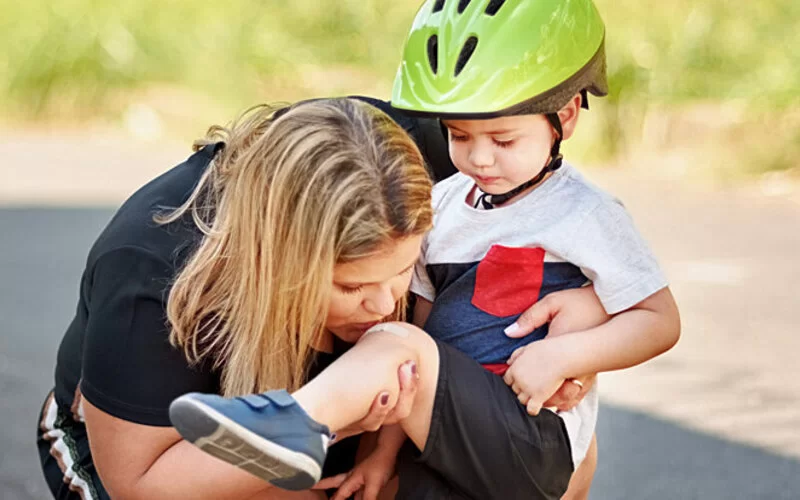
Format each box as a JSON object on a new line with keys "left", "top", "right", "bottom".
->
{"left": 52, "top": 97, "right": 455, "bottom": 427}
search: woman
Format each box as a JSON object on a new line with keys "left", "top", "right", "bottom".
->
{"left": 37, "top": 98, "right": 434, "bottom": 499}
{"left": 37, "top": 97, "right": 602, "bottom": 499}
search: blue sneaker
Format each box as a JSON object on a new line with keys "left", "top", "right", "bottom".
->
{"left": 169, "top": 390, "right": 331, "bottom": 491}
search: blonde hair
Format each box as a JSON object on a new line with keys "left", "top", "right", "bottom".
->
{"left": 160, "top": 98, "right": 433, "bottom": 396}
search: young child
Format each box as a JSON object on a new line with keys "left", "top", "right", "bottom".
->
{"left": 169, "top": 1, "right": 680, "bottom": 498}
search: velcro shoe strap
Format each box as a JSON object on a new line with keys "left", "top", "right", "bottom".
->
{"left": 237, "top": 390, "right": 296, "bottom": 410}
{"left": 262, "top": 390, "right": 297, "bottom": 408}
{"left": 237, "top": 394, "right": 271, "bottom": 410}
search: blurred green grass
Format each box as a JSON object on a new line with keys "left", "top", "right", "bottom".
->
{"left": 1, "top": 0, "right": 798, "bottom": 179}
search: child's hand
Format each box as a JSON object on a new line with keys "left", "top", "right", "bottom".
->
{"left": 332, "top": 447, "right": 397, "bottom": 500}
{"left": 503, "top": 340, "right": 568, "bottom": 416}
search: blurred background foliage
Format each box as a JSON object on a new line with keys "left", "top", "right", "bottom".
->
{"left": 0, "top": 0, "right": 798, "bottom": 182}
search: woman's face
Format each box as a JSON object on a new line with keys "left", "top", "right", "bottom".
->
{"left": 326, "top": 235, "right": 424, "bottom": 344}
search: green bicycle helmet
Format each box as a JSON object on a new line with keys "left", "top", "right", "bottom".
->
{"left": 391, "top": 0, "right": 608, "bottom": 118}
{"left": 392, "top": 0, "right": 609, "bottom": 208}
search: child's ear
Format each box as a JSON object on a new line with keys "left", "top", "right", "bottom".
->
{"left": 557, "top": 94, "right": 583, "bottom": 140}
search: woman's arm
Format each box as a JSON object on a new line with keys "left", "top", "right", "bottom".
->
{"left": 412, "top": 295, "right": 433, "bottom": 327}
{"left": 83, "top": 399, "right": 329, "bottom": 500}
{"left": 504, "top": 287, "right": 680, "bottom": 414}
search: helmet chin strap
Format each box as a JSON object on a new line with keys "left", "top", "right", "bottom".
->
{"left": 475, "top": 113, "right": 564, "bottom": 210}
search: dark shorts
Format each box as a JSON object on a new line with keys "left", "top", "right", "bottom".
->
{"left": 37, "top": 391, "right": 110, "bottom": 500}
{"left": 396, "top": 340, "right": 574, "bottom": 500}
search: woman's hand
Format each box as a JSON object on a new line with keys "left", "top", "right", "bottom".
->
{"left": 504, "top": 286, "right": 610, "bottom": 340}
{"left": 541, "top": 374, "right": 596, "bottom": 411}
{"left": 503, "top": 287, "right": 609, "bottom": 413}
{"left": 331, "top": 360, "right": 418, "bottom": 442}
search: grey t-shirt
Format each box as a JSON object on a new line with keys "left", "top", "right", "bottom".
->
{"left": 412, "top": 162, "right": 667, "bottom": 326}
{"left": 409, "top": 162, "right": 667, "bottom": 465}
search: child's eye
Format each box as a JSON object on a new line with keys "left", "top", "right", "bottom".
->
{"left": 449, "top": 134, "right": 468, "bottom": 142}
{"left": 493, "top": 138, "right": 515, "bottom": 148}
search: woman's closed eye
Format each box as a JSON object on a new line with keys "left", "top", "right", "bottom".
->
{"left": 338, "top": 284, "right": 364, "bottom": 295}
{"left": 336, "top": 265, "right": 413, "bottom": 295}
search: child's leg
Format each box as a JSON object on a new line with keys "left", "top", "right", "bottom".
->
{"left": 169, "top": 322, "right": 442, "bottom": 491}
{"left": 172, "top": 322, "right": 574, "bottom": 497}
{"left": 292, "top": 322, "right": 441, "bottom": 449}
{"left": 562, "top": 433, "right": 597, "bottom": 500}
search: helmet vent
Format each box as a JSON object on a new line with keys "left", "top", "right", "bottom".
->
{"left": 432, "top": 0, "right": 445, "bottom": 13}
{"left": 457, "top": 0, "right": 471, "bottom": 14}
{"left": 485, "top": 0, "right": 506, "bottom": 16}
{"left": 454, "top": 36, "right": 478, "bottom": 77}
{"left": 427, "top": 35, "right": 439, "bottom": 74}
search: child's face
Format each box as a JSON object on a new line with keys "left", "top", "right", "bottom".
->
{"left": 443, "top": 114, "right": 555, "bottom": 195}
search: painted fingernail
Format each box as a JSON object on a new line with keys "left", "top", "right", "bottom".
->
{"left": 504, "top": 322, "right": 520, "bottom": 336}
{"left": 410, "top": 362, "right": 418, "bottom": 376}
{"left": 380, "top": 393, "right": 389, "bottom": 405}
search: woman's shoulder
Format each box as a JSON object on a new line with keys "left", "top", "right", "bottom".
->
{"left": 87, "top": 146, "right": 217, "bottom": 272}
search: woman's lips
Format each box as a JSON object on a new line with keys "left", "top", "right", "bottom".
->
{"left": 351, "top": 321, "right": 380, "bottom": 332}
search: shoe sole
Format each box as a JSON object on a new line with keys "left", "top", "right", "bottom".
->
{"left": 169, "top": 396, "right": 321, "bottom": 491}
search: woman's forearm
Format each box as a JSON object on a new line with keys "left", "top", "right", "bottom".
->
{"left": 131, "top": 439, "right": 276, "bottom": 499}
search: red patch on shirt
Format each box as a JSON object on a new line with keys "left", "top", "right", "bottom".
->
{"left": 471, "top": 245, "right": 545, "bottom": 317}
{"left": 482, "top": 363, "right": 509, "bottom": 376}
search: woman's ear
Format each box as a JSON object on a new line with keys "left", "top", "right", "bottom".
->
{"left": 557, "top": 94, "right": 583, "bottom": 141}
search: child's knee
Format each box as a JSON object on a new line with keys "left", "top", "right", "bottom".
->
{"left": 360, "top": 322, "right": 435, "bottom": 355}
{"left": 362, "top": 321, "right": 417, "bottom": 339}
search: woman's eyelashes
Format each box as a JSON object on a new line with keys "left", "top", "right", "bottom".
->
{"left": 336, "top": 266, "right": 413, "bottom": 295}
{"left": 338, "top": 284, "right": 363, "bottom": 295}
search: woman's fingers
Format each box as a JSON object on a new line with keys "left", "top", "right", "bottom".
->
{"left": 542, "top": 374, "right": 597, "bottom": 411}
{"left": 358, "top": 391, "right": 392, "bottom": 432}
{"left": 353, "top": 359, "right": 419, "bottom": 432}
{"left": 577, "top": 374, "right": 596, "bottom": 396}
{"left": 384, "top": 361, "right": 419, "bottom": 424}
{"left": 543, "top": 380, "right": 581, "bottom": 411}
{"left": 504, "top": 294, "right": 558, "bottom": 339}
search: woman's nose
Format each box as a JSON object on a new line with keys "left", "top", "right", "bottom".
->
{"left": 363, "top": 284, "right": 396, "bottom": 316}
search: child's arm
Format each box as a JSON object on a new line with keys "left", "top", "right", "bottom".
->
{"left": 504, "top": 286, "right": 680, "bottom": 415}
{"left": 333, "top": 425, "right": 407, "bottom": 500}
